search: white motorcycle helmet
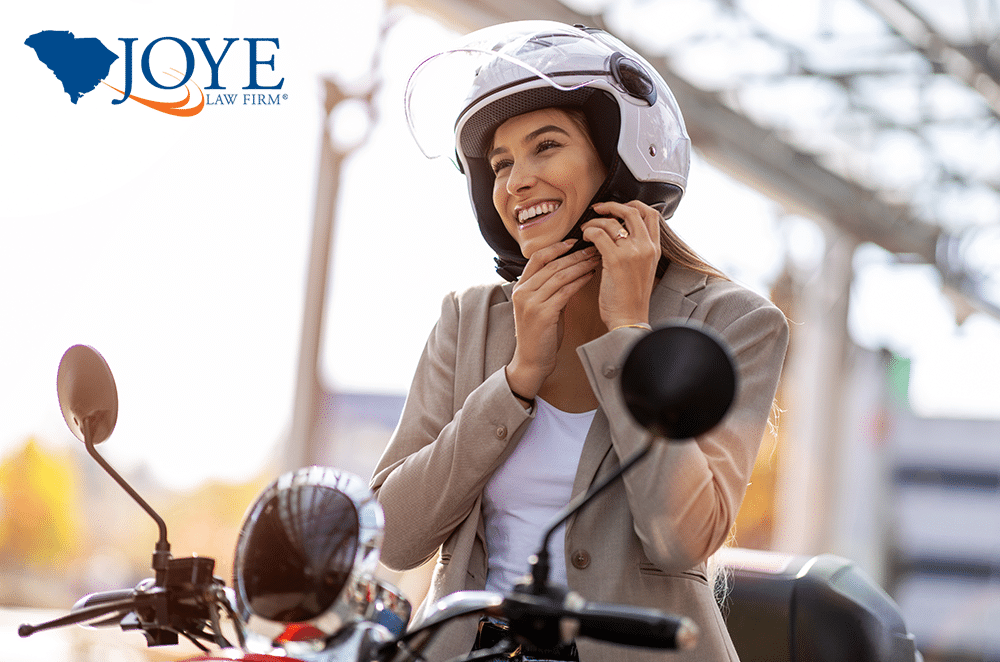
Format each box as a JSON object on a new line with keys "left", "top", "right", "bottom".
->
{"left": 232, "top": 466, "right": 395, "bottom": 655}
{"left": 405, "top": 20, "right": 690, "bottom": 280}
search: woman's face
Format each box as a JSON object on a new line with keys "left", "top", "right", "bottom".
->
{"left": 489, "top": 108, "right": 607, "bottom": 259}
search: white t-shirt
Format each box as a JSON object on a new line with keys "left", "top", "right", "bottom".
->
{"left": 482, "top": 397, "right": 597, "bottom": 593}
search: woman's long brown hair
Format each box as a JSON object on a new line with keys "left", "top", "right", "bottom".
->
{"left": 655, "top": 219, "right": 728, "bottom": 281}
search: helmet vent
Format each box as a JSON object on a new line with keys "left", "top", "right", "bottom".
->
{"left": 611, "top": 52, "right": 657, "bottom": 105}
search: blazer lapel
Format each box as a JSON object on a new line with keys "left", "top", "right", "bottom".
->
{"left": 484, "top": 284, "right": 517, "bottom": 376}
{"left": 649, "top": 263, "right": 706, "bottom": 323}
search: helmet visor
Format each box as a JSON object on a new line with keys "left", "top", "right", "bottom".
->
{"left": 404, "top": 21, "right": 621, "bottom": 163}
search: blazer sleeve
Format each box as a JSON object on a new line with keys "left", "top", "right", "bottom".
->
{"left": 370, "top": 291, "right": 532, "bottom": 572}
{"left": 577, "top": 283, "right": 789, "bottom": 572}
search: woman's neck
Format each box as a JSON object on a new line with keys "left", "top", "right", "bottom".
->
{"left": 563, "top": 269, "right": 606, "bottom": 340}
{"left": 535, "top": 272, "right": 605, "bottom": 413}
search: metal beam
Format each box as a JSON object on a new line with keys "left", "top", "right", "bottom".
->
{"left": 858, "top": 0, "right": 1000, "bottom": 117}
{"left": 288, "top": 80, "right": 348, "bottom": 472}
{"left": 661, "top": 70, "right": 939, "bottom": 260}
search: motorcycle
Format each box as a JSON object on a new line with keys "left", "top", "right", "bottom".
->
{"left": 18, "top": 325, "right": 920, "bottom": 662}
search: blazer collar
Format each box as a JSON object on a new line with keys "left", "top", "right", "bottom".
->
{"left": 650, "top": 262, "right": 708, "bottom": 322}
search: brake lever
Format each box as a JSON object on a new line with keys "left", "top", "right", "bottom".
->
{"left": 19, "top": 597, "right": 138, "bottom": 637}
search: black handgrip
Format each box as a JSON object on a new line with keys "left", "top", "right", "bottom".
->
{"left": 573, "top": 601, "right": 699, "bottom": 650}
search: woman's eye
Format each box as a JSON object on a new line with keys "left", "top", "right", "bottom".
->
{"left": 536, "top": 139, "right": 561, "bottom": 153}
{"left": 491, "top": 159, "right": 512, "bottom": 175}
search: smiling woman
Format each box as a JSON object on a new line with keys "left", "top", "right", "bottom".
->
{"left": 370, "top": 20, "right": 790, "bottom": 662}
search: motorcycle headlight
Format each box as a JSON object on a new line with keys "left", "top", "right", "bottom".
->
{"left": 232, "top": 466, "right": 388, "bottom": 653}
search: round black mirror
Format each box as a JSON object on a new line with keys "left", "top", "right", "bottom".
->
{"left": 620, "top": 324, "right": 737, "bottom": 440}
{"left": 57, "top": 345, "right": 119, "bottom": 445}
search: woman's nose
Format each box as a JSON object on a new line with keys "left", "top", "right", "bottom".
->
{"left": 506, "top": 160, "right": 537, "bottom": 195}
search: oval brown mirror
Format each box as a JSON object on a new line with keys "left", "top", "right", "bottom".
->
{"left": 57, "top": 345, "right": 119, "bottom": 445}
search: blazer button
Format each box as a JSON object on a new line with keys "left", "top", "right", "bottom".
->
{"left": 495, "top": 425, "right": 507, "bottom": 439}
{"left": 602, "top": 363, "right": 618, "bottom": 379}
{"left": 571, "top": 549, "right": 591, "bottom": 569}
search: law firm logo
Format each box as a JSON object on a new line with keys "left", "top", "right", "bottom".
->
{"left": 24, "top": 30, "right": 286, "bottom": 116}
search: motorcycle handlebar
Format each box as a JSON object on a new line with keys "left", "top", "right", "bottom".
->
{"left": 73, "top": 588, "right": 139, "bottom": 612}
{"left": 19, "top": 577, "right": 223, "bottom": 638}
{"left": 18, "top": 594, "right": 139, "bottom": 637}
{"left": 499, "top": 588, "right": 699, "bottom": 653}
{"left": 572, "top": 601, "right": 698, "bottom": 650}
{"left": 409, "top": 589, "right": 698, "bottom": 656}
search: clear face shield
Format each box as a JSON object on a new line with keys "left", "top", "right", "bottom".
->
{"left": 404, "top": 21, "right": 658, "bottom": 166}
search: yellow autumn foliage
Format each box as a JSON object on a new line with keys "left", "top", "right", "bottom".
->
{"left": 0, "top": 438, "right": 79, "bottom": 566}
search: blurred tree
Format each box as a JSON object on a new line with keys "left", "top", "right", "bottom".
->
{"left": 732, "top": 411, "right": 782, "bottom": 550}
{"left": 0, "top": 438, "right": 80, "bottom": 566}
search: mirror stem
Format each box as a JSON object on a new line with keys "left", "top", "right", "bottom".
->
{"left": 82, "top": 417, "right": 171, "bottom": 581}
{"left": 528, "top": 435, "right": 655, "bottom": 592}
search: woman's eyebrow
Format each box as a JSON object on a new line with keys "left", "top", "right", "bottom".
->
{"left": 488, "top": 125, "right": 571, "bottom": 161}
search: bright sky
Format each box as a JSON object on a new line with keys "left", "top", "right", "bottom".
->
{"left": 4, "top": 0, "right": 998, "bottom": 492}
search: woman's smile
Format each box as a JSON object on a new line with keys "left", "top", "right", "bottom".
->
{"left": 516, "top": 201, "right": 561, "bottom": 229}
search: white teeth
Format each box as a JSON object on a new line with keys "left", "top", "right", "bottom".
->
{"left": 518, "top": 202, "right": 559, "bottom": 223}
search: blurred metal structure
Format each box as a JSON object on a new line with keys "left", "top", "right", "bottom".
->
{"left": 288, "top": 77, "right": 355, "bottom": 472}
{"left": 289, "top": 16, "right": 395, "bottom": 471}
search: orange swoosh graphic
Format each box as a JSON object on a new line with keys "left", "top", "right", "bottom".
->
{"left": 103, "top": 69, "right": 205, "bottom": 117}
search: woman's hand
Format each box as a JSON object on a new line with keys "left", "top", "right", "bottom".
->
{"left": 582, "top": 200, "right": 661, "bottom": 330}
{"left": 506, "top": 239, "right": 601, "bottom": 399}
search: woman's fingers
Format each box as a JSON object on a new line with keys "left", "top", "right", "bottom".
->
{"left": 519, "top": 242, "right": 600, "bottom": 295}
{"left": 580, "top": 200, "right": 662, "bottom": 330}
{"left": 583, "top": 201, "right": 660, "bottom": 258}
{"left": 587, "top": 201, "right": 659, "bottom": 243}
{"left": 509, "top": 241, "right": 599, "bottom": 394}
{"left": 514, "top": 242, "right": 599, "bottom": 318}
{"left": 514, "top": 257, "right": 599, "bottom": 327}
{"left": 519, "top": 238, "right": 581, "bottom": 281}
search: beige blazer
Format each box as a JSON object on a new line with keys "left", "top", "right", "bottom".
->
{"left": 370, "top": 263, "right": 789, "bottom": 662}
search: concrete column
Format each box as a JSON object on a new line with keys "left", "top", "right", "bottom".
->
{"left": 773, "top": 226, "right": 859, "bottom": 555}
{"left": 286, "top": 80, "right": 348, "bottom": 471}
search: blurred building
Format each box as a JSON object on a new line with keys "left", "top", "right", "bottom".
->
{"left": 890, "top": 413, "right": 1000, "bottom": 659}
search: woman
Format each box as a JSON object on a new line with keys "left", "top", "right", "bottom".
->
{"left": 370, "top": 21, "right": 788, "bottom": 662}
